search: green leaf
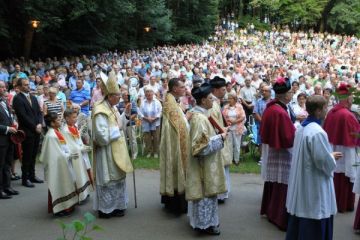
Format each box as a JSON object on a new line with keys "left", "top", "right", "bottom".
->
{"left": 72, "top": 220, "right": 85, "bottom": 232}
{"left": 91, "top": 225, "right": 104, "bottom": 232}
{"left": 83, "top": 212, "right": 96, "bottom": 224}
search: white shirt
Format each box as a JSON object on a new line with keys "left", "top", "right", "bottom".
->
{"left": 239, "top": 86, "right": 257, "bottom": 102}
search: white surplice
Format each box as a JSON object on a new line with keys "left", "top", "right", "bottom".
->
{"left": 286, "top": 122, "right": 337, "bottom": 220}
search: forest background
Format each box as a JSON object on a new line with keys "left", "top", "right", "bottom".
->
{"left": 0, "top": 0, "right": 359, "bottom": 58}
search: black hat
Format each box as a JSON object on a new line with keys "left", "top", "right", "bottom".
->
{"left": 191, "top": 83, "right": 212, "bottom": 101}
{"left": 273, "top": 77, "right": 291, "bottom": 94}
{"left": 209, "top": 76, "right": 226, "bottom": 88}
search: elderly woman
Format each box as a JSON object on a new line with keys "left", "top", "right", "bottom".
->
{"left": 43, "top": 87, "right": 64, "bottom": 118}
{"left": 138, "top": 86, "right": 162, "bottom": 158}
{"left": 222, "top": 93, "right": 246, "bottom": 165}
{"left": 90, "top": 77, "right": 104, "bottom": 107}
{"left": 292, "top": 93, "right": 308, "bottom": 128}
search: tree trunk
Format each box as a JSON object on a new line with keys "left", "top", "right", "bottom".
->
{"left": 318, "top": 0, "right": 339, "bottom": 32}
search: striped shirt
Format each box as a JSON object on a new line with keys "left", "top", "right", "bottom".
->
{"left": 44, "top": 100, "right": 62, "bottom": 116}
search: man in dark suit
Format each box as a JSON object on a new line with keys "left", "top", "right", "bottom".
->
{"left": 13, "top": 78, "right": 43, "bottom": 188}
{"left": 0, "top": 81, "right": 19, "bottom": 198}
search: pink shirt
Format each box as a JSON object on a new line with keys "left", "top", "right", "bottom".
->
{"left": 91, "top": 87, "right": 103, "bottom": 107}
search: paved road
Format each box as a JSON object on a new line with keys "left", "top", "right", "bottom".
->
{"left": 0, "top": 168, "right": 358, "bottom": 240}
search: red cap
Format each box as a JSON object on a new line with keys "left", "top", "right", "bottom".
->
{"left": 336, "top": 82, "right": 352, "bottom": 95}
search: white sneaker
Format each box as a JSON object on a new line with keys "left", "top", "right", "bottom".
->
{"left": 146, "top": 153, "right": 151, "bottom": 158}
{"left": 154, "top": 153, "right": 158, "bottom": 158}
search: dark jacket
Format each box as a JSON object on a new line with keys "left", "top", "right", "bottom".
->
{"left": 12, "top": 93, "right": 42, "bottom": 137}
{"left": 0, "top": 100, "right": 14, "bottom": 146}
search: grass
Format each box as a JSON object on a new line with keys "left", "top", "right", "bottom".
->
{"left": 133, "top": 149, "right": 261, "bottom": 174}
{"left": 36, "top": 138, "right": 261, "bottom": 174}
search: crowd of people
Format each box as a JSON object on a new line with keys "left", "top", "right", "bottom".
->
{"left": 0, "top": 26, "right": 360, "bottom": 238}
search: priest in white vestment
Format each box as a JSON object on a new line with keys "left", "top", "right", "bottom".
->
{"left": 92, "top": 71, "right": 133, "bottom": 218}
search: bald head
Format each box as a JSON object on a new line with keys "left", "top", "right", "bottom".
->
{"left": 261, "top": 85, "right": 271, "bottom": 99}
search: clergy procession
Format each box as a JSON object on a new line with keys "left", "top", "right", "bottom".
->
{"left": 2, "top": 28, "right": 360, "bottom": 239}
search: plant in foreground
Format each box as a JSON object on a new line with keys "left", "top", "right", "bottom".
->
{"left": 56, "top": 212, "right": 103, "bottom": 240}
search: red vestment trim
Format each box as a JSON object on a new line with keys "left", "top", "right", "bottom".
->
{"left": 54, "top": 128, "right": 66, "bottom": 144}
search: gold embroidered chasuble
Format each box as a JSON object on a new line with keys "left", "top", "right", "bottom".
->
{"left": 210, "top": 98, "right": 232, "bottom": 166}
{"left": 185, "top": 111, "right": 227, "bottom": 201}
{"left": 92, "top": 100, "right": 133, "bottom": 184}
{"left": 160, "top": 93, "right": 190, "bottom": 196}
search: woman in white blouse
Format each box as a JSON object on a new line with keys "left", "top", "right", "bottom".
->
{"left": 138, "top": 86, "right": 162, "bottom": 158}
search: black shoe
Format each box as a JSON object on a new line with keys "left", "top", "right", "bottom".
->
{"left": 54, "top": 208, "right": 74, "bottom": 217}
{"left": 218, "top": 199, "right": 225, "bottom": 204}
{"left": 4, "top": 188, "right": 19, "bottom": 195}
{"left": 111, "top": 209, "right": 125, "bottom": 217}
{"left": 30, "top": 176, "right": 44, "bottom": 183}
{"left": 0, "top": 191, "right": 12, "bottom": 199}
{"left": 204, "top": 226, "right": 221, "bottom": 235}
{"left": 22, "top": 179, "right": 35, "bottom": 188}
{"left": 195, "top": 226, "right": 221, "bottom": 235}
{"left": 11, "top": 173, "right": 21, "bottom": 181}
{"left": 98, "top": 211, "right": 112, "bottom": 219}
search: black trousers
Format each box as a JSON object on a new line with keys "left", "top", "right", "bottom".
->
{"left": 242, "top": 101, "right": 253, "bottom": 126}
{"left": 21, "top": 134, "right": 40, "bottom": 179}
{"left": 0, "top": 141, "right": 14, "bottom": 191}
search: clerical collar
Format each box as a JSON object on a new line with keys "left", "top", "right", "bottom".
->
{"left": 301, "top": 116, "right": 322, "bottom": 127}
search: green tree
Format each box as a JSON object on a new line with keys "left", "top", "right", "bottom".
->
{"left": 23, "top": 0, "right": 136, "bottom": 55}
{"left": 132, "top": 0, "right": 173, "bottom": 49}
{"left": 170, "top": 0, "right": 219, "bottom": 43}
{"left": 277, "top": 0, "right": 327, "bottom": 30}
{"left": 327, "top": 0, "right": 360, "bottom": 35}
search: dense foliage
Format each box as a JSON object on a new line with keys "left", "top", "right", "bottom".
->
{"left": 0, "top": 0, "right": 359, "bottom": 58}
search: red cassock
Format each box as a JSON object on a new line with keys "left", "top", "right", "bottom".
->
{"left": 259, "top": 99, "right": 295, "bottom": 231}
{"left": 323, "top": 104, "right": 360, "bottom": 147}
{"left": 260, "top": 99, "right": 295, "bottom": 149}
{"left": 323, "top": 104, "right": 360, "bottom": 214}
